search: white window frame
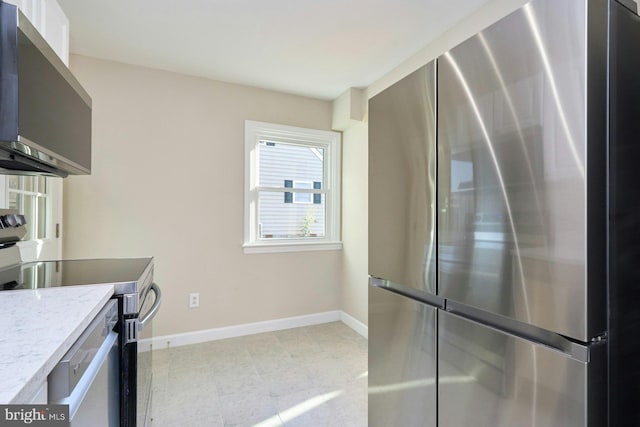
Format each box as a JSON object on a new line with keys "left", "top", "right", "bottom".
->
{"left": 244, "top": 120, "right": 342, "bottom": 254}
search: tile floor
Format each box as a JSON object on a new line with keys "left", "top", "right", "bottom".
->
{"left": 151, "top": 321, "right": 368, "bottom": 426}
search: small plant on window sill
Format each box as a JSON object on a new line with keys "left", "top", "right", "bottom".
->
{"left": 300, "top": 208, "right": 317, "bottom": 237}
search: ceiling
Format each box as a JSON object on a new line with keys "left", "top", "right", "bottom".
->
{"left": 57, "top": 0, "right": 493, "bottom": 100}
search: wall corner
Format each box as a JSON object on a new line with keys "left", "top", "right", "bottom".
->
{"left": 332, "top": 88, "right": 365, "bottom": 131}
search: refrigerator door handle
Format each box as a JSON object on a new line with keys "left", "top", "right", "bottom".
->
{"left": 446, "top": 300, "right": 598, "bottom": 363}
{"left": 369, "top": 276, "right": 445, "bottom": 309}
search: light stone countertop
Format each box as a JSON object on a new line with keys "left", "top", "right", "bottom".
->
{"left": 0, "top": 284, "right": 114, "bottom": 404}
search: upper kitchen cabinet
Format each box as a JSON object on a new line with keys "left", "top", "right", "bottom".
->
{"left": 3, "top": 0, "right": 69, "bottom": 65}
{"left": 38, "top": 0, "right": 69, "bottom": 65}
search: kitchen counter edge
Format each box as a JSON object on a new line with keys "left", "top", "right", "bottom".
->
{"left": 0, "top": 284, "right": 115, "bottom": 404}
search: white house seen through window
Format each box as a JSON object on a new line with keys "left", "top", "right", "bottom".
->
{"left": 244, "top": 120, "right": 342, "bottom": 253}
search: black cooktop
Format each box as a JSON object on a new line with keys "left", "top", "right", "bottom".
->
{"left": 0, "top": 258, "right": 153, "bottom": 294}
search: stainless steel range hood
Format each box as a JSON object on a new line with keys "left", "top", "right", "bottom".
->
{"left": 0, "top": 2, "right": 91, "bottom": 178}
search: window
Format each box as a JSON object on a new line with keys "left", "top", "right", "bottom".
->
{"left": 292, "top": 181, "right": 313, "bottom": 204}
{"left": 244, "top": 120, "right": 342, "bottom": 253}
{"left": 8, "top": 176, "right": 50, "bottom": 241}
{"left": 1, "top": 175, "right": 62, "bottom": 261}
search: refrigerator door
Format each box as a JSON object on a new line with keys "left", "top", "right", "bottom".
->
{"left": 369, "top": 62, "right": 436, "bottom": 295}
{"left": 438, "top": 310, "right": 605, "bottom": 427}
{"left": 437, "top": 0, "right": 604, "bottom": 341}
{"left": 369, "top": 285, "right": 437, "bottom": 427}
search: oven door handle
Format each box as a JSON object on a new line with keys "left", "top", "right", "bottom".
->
{"left": 139, "top": 282, "right": 162, "bottom": 331}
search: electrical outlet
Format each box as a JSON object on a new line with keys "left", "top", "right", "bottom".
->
{"left": 189, "top": 293, "right": 199, "bottom": 308}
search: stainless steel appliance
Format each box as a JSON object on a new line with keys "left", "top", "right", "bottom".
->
{"left": 369, "top": 0, "right": 640, "bottom": 425}
{"left": 0, "top": 210, "right": 161, "bottom": 426}
{"left": 48, "top": 300, "right": 119, "bottom": 426}
{"left": 0, "top": 1, "right": 91, "bottom": 177}
{"left": 10, "top": 258, "right": 162, "bottom": 427}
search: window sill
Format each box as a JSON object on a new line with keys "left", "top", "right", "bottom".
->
{"left": 243, "top": 241, "right": 343, "bottom": 254}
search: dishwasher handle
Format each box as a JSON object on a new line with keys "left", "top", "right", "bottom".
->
{"left": 139, "top": 283, "right": 162, "bottom": 331}
{"left": 55, "top": 331, "right": 118, "bottom": 420}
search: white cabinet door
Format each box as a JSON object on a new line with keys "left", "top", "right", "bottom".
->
{"left": 3, "top": 0, "right": 69, "bottom": 65}
{"left": 2, "top": 0, "right": 37, "bottom": 24}
{"left": 38, "top": 0, "right": 69, "bottom": 65}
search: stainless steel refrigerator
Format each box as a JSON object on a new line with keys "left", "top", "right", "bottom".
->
{"left": 368, "top": 0, "right": 640, "bottom": 426}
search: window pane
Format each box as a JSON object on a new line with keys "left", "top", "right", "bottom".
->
{"left": 23, "top": 176, "right": 34, "bottom": 192}
{"left": 258, "top": 142, "right": 324, "bottom": 188}
{"left": 8, "top": 176, "right": 19, "bottom": 190}
{"left": 23, "top": 195, "right": 35, "bottom": 240}
{"left": 293, "top": 181, "right": 312, "bottom": 204}
{"left": 37, "top": 196, "right": 47, "bottom": 239}
{"left": 258, "top": 191, "right": 325, "bottom": 239}
{"left": 294, "top": 181, "right": 313, "bottom": 189}
{"left": 293, "top": 192, "right": 312, "bottom": 204}
{"left": 7, "top": 177, "right": 50, "bottom": 242}
{"left": 37, "top": 176, "right": 46, "bottom": 194}
{"left": 8, "top": 192, "right": 19, "bottom": 210}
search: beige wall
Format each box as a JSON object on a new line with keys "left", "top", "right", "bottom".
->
{"left": 338, "top": 0, "right": 529, "bottom": 327}
{"left": 340, "top": 121, "right": 368, "bottom": 325}
{"left": 64, "top": 55, "right": 342, "bottom": 337}
{"left": 63, "top": 0, "right": 535, "bottom": 336}
{"left": 367, "top": 0, "right": 528, "bottom": 99}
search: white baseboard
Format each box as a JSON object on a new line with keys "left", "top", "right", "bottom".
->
{"left": 340, "top": 311, "right": 368, "bottom": 339}
{"left": 139, "top": 310, "right": 367, "bottom": 352}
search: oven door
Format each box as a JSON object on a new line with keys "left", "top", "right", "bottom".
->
{"left": 137, "top": 283, "right": 162, "bottom": 427}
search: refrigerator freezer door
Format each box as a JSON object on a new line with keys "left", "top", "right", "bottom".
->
{"left": 369, "top": 285, "right": 437, "bottom": 427}
{"left": 437, "top": 0, "right": 603, "bottom": 341}
{"left": 369, "top": 62, "right": 436, "bottom": 295}
{"left": 439, "top": 311, "right": 605, "bottom": 427}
